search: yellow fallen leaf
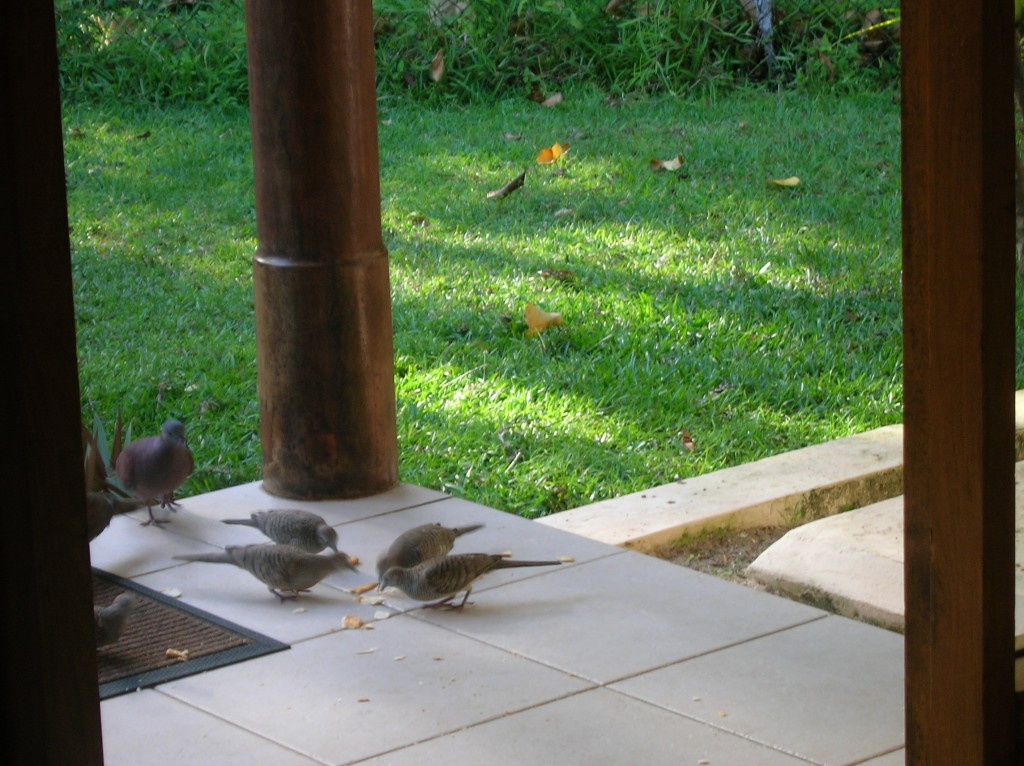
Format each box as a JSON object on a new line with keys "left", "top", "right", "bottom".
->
{"left": 537, "top": 142, "right": 569, "bottom": 165}
{"left": 430, "top": 50, "right": 445, "bottom": 83}
{"left": 768, "top": 176, "right": 800, "bottom": 187}
{"left": 650, "top": 155, "right": 684, "bottom": 171}
{"left": 525, "top": 304, "right": 563, "bottom": 337}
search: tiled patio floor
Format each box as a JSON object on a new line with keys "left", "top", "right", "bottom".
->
{"left": 91, "top": 481, "right": 905, "bottom": 766}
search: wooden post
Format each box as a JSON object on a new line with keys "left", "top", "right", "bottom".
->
{"left": 901, "top": 0, "right": 1019, "bottom": 762}
{"left": 245, "top": 0, "right": 399, "bottom": 499}
{"left": 1, "top": 3, "right": 103, "bottom": 764}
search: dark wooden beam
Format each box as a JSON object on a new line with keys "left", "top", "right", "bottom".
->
{"left": 902, "top": 0, "right": 1019, "bottom": 761}
{"left": 0, "top": 3, "right": 104, "bottom": 764}
{"left": 245, "top": 0, "right": 399, "bottom": 499}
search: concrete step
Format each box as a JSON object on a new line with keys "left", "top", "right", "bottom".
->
{"left": 537, "top": 391, "right": 1024, "bottom": 692}
{"left": 537, "top": 424, "right": 905, "bottom": 551}
{"left": 744, "top": 467, "right": 1024, "bottom": 690}
{"left": 539, "top": 391, "right": 1024, "bottom": 554}
{"left": 745, "top": 495, "right": 906, "bottom": 631}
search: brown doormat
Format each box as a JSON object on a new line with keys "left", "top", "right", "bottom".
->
{"left": 93, "top": 568, "right": 289, "bottom": 700}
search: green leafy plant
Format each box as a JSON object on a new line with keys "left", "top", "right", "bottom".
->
{"left": 55, "top": 0, "right": 248, "bottom": 107}
{"left": 55, "top": 0, "right": 899, "bottom": 107}
{"left": 82, "top": 411, "right": 129, "bottom": 495}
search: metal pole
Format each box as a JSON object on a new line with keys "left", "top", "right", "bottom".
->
{"left": 245, "top": 0, "right": 398, "bottom": 498}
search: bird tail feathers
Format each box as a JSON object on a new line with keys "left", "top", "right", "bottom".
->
{"left": 173, "top": 551, "right": 234, "bottom": 564}
{"left": 493, "top": 559, "right": 563, "bottom": 569}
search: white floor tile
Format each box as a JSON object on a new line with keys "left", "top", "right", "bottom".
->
{"left": 101, "top": 690, "right": 321, "bottom": 766}
{"left": 406, "top": 549, "right": 826, "bottom": 683}
{"left": 157, "top": 612, "right": 593, "bottom": 765}
{"left": 611, "top": 616, "right": 905, "bottom": 765}
{"left": 358, "top": 686, "right": 818, "bottom": 766}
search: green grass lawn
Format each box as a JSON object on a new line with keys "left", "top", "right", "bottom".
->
{"left": 67, "top": 86, "right": 919, "bottom": 516}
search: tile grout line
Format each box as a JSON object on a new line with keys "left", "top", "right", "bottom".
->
{"left": 336, "top": 686, "right": 601, "bottom": 766}
{"left": 840, "top": 744, "right": 906, "bottom": 766}
{"left": 603, "top": 691, "right": 827, "bottom": 766}
{"left": 596, "top": 612, "right": 832, "bottom": 687}
{"left": 149, "top": 686, "right": 334, "bottom": 765}
{"left": 332, "top": 494, "right": 453, "bottom": 527}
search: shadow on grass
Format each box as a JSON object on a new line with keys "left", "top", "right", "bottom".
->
{"left": 66, "top": 94, "right": 907, "bottom": 514}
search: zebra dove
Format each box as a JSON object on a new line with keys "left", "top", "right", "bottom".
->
{"left": 378, "top": 553, "right": 562, "bottom": 609}
{"left": 174, "top": 543, "right": 358, "bottom": 600}
{"left": 376, "top": 522, "right": 484, "bottom": 579}
{"left": 86, "top": 491, "right": 145, "bottom": 542}
{"left": 94, "top": 592, "right": 142, "bottom": 647}
{"left": 222, "top": 509, "right": 338, "bottom": 553}
{"left": 115, "top": 419, "right": 194, "bottom": 526}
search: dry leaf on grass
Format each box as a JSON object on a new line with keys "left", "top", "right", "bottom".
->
{"left": 767, "top": 176, "right": 800, "bottom": 187}
{"left": 430, "top": 50, "right": 445, "bottom": 83}
{"left": 680, "top": 428, "right": 696, "bottom": 452}
{"left": 650, "top": 155, "right": 684, "bottom": 171}
{"left": 541, "top": 91, "right": 563, "bottom": 108}
{"left": 525, "top": 304, "right": 563, "bottom": 337}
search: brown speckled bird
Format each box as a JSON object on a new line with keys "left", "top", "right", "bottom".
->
{"left": 94, "top": 592, "right": 142, "bottom": 647}
{"left": 86, "top": 491, "right": 145, "bottom": 542}
{"left": 222, "top": 509, "right": 339, "bottom": 553}
{"left": 378, "top": 553, "right": 561, "bottom": 609}
{"left": 174, "top": 543, "right": 358, "bottom": 601}
{"left": 115, "top": 419, "right": 194, "bottom": 526}
{"left": 376, "top": 522, "right": 484, "bottom": 579}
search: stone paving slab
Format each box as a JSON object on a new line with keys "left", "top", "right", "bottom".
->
{"left": 539, "top": 391, "right": 1024, "bottom": 552}
{"left": 538, "top": 425, "right": 905, "bottom": 551}
{"left": 746, "top": 467, "right": 1024, "bottom": 651}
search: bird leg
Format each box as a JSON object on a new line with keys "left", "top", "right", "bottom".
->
{"left": 424, "top": 588, "right": 474, "bottom": 610}
{"left": 140, "top": 493, "right": 180, "bottom": 526}
{"left": 454, "top": 587, "right": 474, "bottom": 609}
{"left": 423, "top": 594, "right": 457, "bottom": 609}
{"left": 271, "top": 587, "right": 310, "bottom": 602}
{"left": 140, "top": 504, "right": 170, "bottom": 527}
{"left": 159, "top": 492, "right": 181, "bottom": 511}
